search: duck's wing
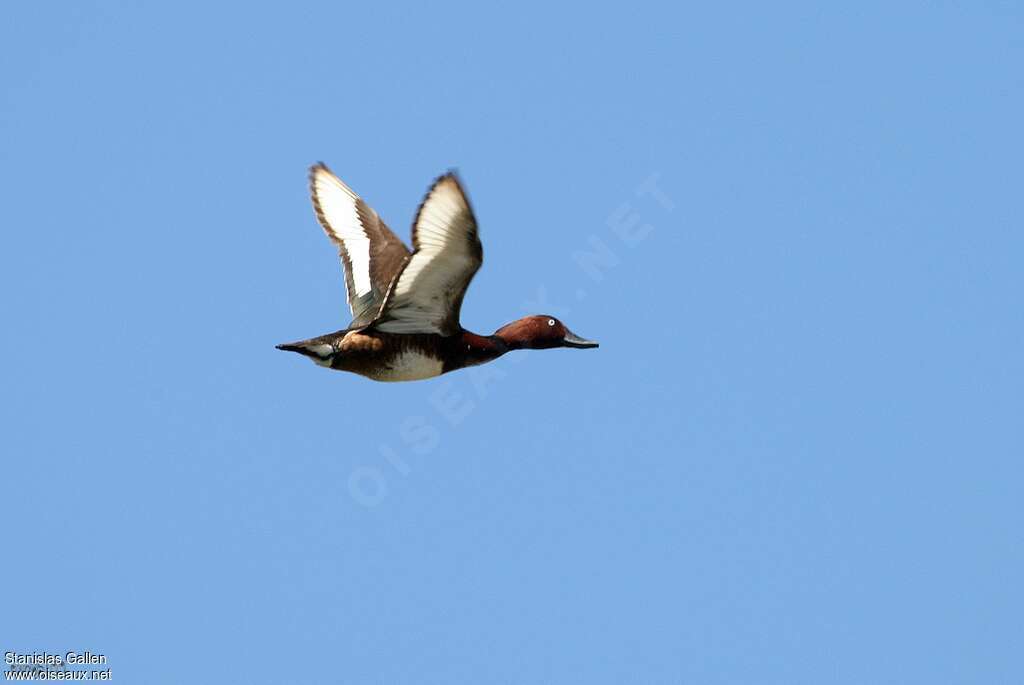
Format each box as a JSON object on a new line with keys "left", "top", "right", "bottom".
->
{"left": 371, "top": 172, "right": 482, "bottom": 336}
{"left": 309, "top": 163, "right": 412, "bottom": 327}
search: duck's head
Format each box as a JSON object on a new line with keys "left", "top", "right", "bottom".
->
{"left": 494, "top": 315, "right": 599, "bottom": 350}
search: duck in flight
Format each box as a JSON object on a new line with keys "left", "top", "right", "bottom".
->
{"left": 277, "top": 163, "right": 598, "bottom": 382}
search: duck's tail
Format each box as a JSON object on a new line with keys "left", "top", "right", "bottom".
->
{"left": 275, "top": 340, "right": 336, "bottom": 366}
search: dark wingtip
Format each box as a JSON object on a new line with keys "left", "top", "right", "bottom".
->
{"left": 425, "top": 169, "right": 471, "bottom": 214}
{"left": 432, "top": 169, "right": 460, "bottom": 187}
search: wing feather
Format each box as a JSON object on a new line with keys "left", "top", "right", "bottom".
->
{"left": 373, "top": 173, "right": 482, "bottom": 336}
{"left": 309, "top": 164, "right": 411, "bottom": 326}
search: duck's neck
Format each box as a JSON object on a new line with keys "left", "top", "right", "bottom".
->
{"left": 462, "top": 330, "right": 507, "bottom": 351}
{"left": 459, "top": 318, "right": 542, "bottom": 358}
{"left": 454, "top": 330, "right": 510, "bottom": 370}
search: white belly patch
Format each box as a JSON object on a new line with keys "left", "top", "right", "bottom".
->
{"left": 372, "top": 350, "right": 445, "bottom": 382}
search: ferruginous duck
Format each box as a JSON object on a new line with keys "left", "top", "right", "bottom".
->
{"left": 277, "top": 163, "right": 598, "bottom": 382}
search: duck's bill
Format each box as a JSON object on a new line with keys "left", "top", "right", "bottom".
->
{"left": 563, "top": 330, "right": 599, "bottom": 349}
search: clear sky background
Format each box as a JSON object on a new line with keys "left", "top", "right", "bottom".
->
{"left": 2, "top": 2, "right": 1022, "bottom": 684}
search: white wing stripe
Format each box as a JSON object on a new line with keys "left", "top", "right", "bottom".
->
{"left": 311, "top": 169, "right": 373, "bottom": 297}
{"left": 374, "top": 176, "right": 481, "bottom": 334}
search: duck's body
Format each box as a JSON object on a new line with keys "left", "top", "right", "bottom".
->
{"left": 277, "top": 163, "right": 597, "bottom": 382}
{"left": 278, "top": 328, "right": 504, "bottom": 382}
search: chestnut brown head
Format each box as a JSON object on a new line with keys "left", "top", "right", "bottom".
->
{"left": 494, "top": 315, "right": 599, "bottom": 350}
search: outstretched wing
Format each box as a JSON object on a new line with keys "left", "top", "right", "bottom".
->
{"left": 372, "top": 172, "right": 482, "bottom": 336}
{"left": 309, "top": 163, "right": 412, "bottom": 327}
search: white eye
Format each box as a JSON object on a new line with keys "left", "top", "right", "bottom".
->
{"left": 547, "top": 319, "right": 555, "bottom": 326}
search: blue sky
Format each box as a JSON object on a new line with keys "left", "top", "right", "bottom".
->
{"left": 2, "top": 2, "right": 1022, "bottom": 683}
